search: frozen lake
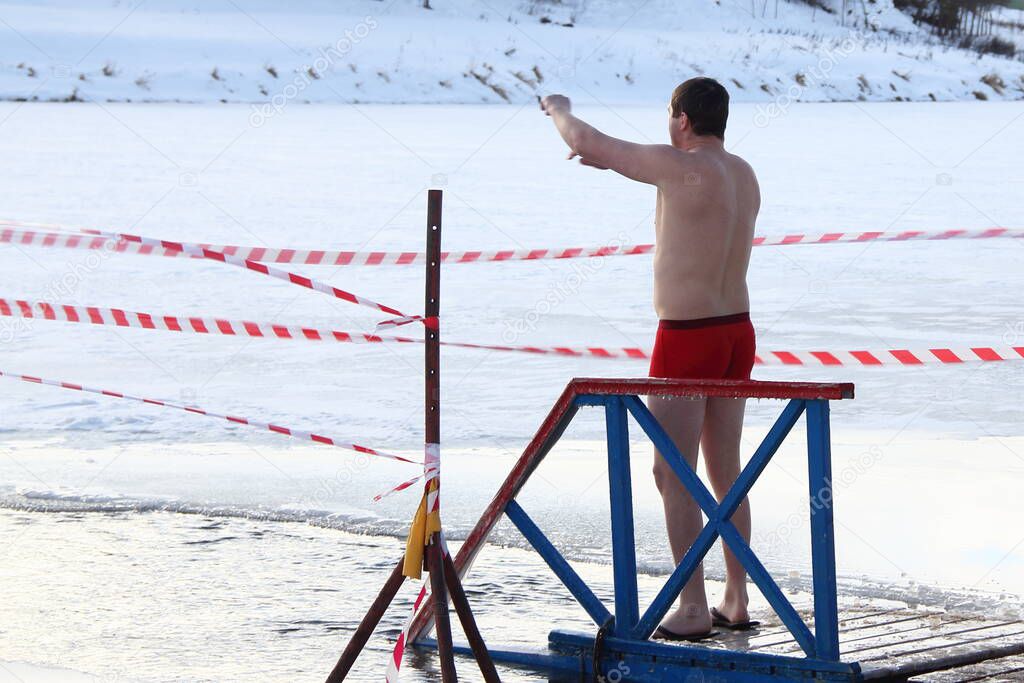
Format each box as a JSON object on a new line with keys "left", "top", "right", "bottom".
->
{"left": 0, "top": 100, "right": 1022, "bottom": 681}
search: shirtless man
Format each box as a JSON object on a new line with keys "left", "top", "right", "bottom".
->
{"left": 541, "top": 78, "right": 760, "bottom": 640}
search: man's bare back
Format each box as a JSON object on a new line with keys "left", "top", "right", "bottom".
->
{"left": 542, "top": 78, "right": 761, "bottom": 640}
{"left": 537, "top": 93, "right": 759, "bottom": 321}
{"left": 653, "top": 147, "right": 759, "bottom": 320}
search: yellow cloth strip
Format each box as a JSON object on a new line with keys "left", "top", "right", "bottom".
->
{"left": 403, "top": 479, "right": 441, "bottom": 579}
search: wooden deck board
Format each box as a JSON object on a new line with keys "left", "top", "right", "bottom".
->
{"left": 653, "top": 606, "right": 1024, "bottom": 679}
{"left": 854, "top": 623, "right": 1024, "bottom": 660}
{"left": 916, "top": 658, "right": 1024, "bottom": 681}
{"left": 864, "top": 638, "right": 1024, "bottom": 679}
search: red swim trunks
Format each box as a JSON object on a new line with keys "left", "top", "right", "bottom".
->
{"left": 648, "top": 312, "right": 756, "bottom": 380}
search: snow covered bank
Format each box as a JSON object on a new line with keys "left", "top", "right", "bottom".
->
{"left": 0, "top": 660, "right": 107, "bottom": 682}
{"left": 3, "top": 430, "right": 1024, "bottom": 597}
{"left": 0, "top": 0, "right": 1023, "bottom": 105}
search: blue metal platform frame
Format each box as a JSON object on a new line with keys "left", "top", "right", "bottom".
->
{"left": 415, "top": 378, "right": 859, "bottom": 681}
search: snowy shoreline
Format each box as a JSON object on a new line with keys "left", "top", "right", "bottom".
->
{"left": 1, "top": 0, "right": 1023, "bottom": 106}
{"left": 0, "top": 660, "right": 106, "bottom": 683}
{"left": 3, "top": 429, "right": 1023, "bottom": 598}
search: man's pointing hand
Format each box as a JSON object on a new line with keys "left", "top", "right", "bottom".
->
{"left": 540, "top": 94, "right": 571, "bottom": 115}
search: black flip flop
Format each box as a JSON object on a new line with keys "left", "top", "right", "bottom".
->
{"left": 710, "top": 606, "right": 761, "bottom": 631}
{"left": 652, "top": 625, "right": 720, "bottom": 642}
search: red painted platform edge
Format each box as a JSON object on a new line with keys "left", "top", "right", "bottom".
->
{"left": 569, "top": 377, "right": 855, "bottom": 401}
{"left": 407, "top": 377, "right": 853, "bottom": 640}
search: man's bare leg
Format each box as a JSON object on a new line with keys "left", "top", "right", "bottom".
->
{"left": 701, "top": 396, "right": 751, "bottom": 623}
{"left": 649, "top": 395, "right": 713, "bottom": 636}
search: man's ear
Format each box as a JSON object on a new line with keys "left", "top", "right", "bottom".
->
{"left": 677, "top": 112, "right": 691, "bottom": 133}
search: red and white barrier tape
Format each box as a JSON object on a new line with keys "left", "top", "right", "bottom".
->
{"left": 376, "top": 446, "right": 440, "bottom": 503}
{"left": 374, "top": 470, "right": 432, "bottom": 502}
{"left": 0, "top": 369, "right": 419, "bottom": 465}
{"left": 0, "top": 298, "right": 426, "bottom": 344}
{"left": 749, "top": 227, "right": 1023, "bottom": 247}
{"left": 424, "top": 442, "right": 441, "bottom": 514}
{"left": 0, "top": 296, "right": 642, "bottom": 356}
{"left": 40, "top": 225, "right": 420, "bottom": 327}
{"left": 2, "top": 222, "right": 1021, "bottom": 266}
{"left": 386, "top": 529, "right": 450, "bottom": 683}
{"left": 387, "top": 583, "right": 428, "bottom": 683}
{"left": 753, "top": 347, "right": 1024, "bottom": 366}
{"left": 3, "top": 297, "right": 1022, "bottom": 367}
{"left": 385, "top": 445, "right": 444, "bottom": 681}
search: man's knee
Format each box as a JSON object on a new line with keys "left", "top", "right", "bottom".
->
{"left": 652, "top": 455, "right": 685, "bottom": 495}
{"left": 652, "top": 457, "right": 671, "bottom": 493}
{"left": 703, "top": 452, "right": 742, "bottom": 484}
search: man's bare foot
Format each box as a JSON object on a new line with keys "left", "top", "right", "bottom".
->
{"left": 715, "top": 593, "right": 750, "bottom": 624}
{"left": 659, "top": 604, "right": 713, "bottom": 636}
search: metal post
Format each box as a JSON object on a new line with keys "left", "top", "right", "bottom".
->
{"left": 325, "top": 558, "right": 406, "bottom": 682}
{"left": 424, "top": 189, "right": 499, "bottom": 680}
{"left": 806, "top": 399, "right": 840, "bottom": 661}
{"left": 424, "top": 190, "right": 442, "bottom": 487}
{"left": 424, "top": 189, "right": 458, "bottom": 682}
{"left": 604, "top": 396, "right": 639, "bottom": 637}
{"left": 327, "top": 190, "right": 499, "bottom": 681}
{"left": 427, "top": 539, "right": 458, "bottom": 681}
{"left": 442, "top": 551, "right": 502, "bottom": 682}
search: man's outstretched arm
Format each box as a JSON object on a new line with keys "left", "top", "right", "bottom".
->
{"left": 540, "top": 94, "right": 675, "bottom": 185}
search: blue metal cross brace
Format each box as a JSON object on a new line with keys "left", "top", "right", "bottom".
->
{"left": 410, "top": 378, "right": 855, "bottom": 680}
{"left": 504, "top": 382, "right": 846, "bottom": 662}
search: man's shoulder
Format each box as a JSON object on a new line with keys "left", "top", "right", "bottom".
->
{"left": 725, "top": 150, "right": 757, "bottom": 176}
{"left": 644, "top": 143, "right": 686, "bottom": 162}
{"left": 634, "top": 144, "right": 692, "bottom": 186}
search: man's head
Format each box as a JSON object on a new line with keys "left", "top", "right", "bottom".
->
{"left": 669, "top": 77, "right": 729, "bottom": 146}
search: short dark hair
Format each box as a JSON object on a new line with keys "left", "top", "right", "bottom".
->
{"left": 670, "top": 77, "right": 729, "bottom": 140}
